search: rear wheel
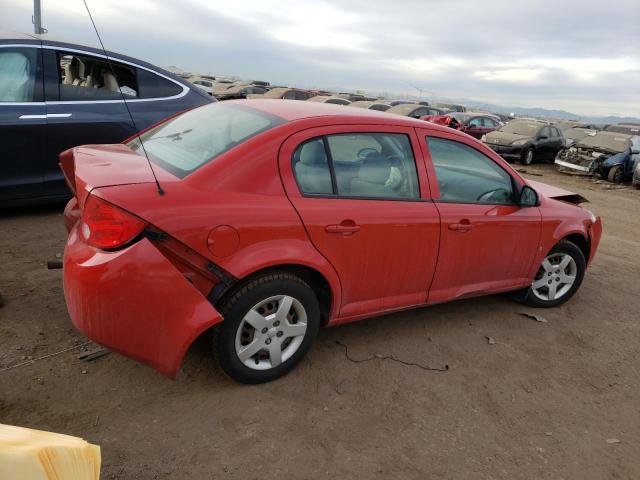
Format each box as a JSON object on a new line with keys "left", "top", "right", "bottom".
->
{"left": 607, "top": 165, "right": 624, "bottom": 183}
{"left": 520, "top": 147, "right": 534, "bottom": 165}
{"left": 512, "top": 240, "right": 586, "bottom": 308}
{"left": 214, "top": 272, "right": 320, "bottom": 383}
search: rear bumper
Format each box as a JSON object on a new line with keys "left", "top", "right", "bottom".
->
{"left": 63, "top": 225, "right": 223, "bottom": 378}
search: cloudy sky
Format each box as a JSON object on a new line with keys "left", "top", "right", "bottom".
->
{"left": 3, "top": 0, "right": 639, "bottom": 117}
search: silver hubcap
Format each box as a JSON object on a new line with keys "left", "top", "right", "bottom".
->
{"left": 532, "top": 253, "right": 577, "bottom": 301}
{"left": 525, "top": 150, "right": 533, "bottom": 164}
{"left": 234, "top": 295, "right": 307, "bottom": 370}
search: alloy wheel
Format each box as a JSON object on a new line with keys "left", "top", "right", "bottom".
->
{"left": 531, "top": 253, "right": 577, "bottom": 301}
{"left": 234, "top": 295, "right": 307, "bottom": 370}
{"left": 524, "top": 149, "right": 534, "bottom": 165}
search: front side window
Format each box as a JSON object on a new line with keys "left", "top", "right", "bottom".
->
{"left": 292, "top": 133, "right": 420, "bottom": 199}
{"left": 128, "top": 103, "right": 283, "bottom": 178}
{"left": 468, "top": 117, "right": 483, "bottom": 127}
{"left": 57, "top": 53, "right": 138, "bottom": 100}
{"left": 427, "top": 137, "right": 514, "bottom": 204}
{"left": 0, "top": 47, "right": 39, "bottom": 102}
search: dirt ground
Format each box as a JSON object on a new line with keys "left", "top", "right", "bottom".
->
{"left": 1, "top": 164, "right": 639, "bottom": 479}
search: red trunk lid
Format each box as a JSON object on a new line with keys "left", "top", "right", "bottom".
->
{"left": 59, "top": 144, "right": 174, "bottom": 207}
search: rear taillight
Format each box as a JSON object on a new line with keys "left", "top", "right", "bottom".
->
{"left": 80, "top": 195, "right": 147, "bottom": 250}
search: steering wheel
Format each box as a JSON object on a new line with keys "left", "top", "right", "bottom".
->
{"left": 477, "top": 187, "right": 510, "bottom": 202}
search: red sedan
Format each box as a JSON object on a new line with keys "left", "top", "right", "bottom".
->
{"left": 422, "top": 112, "right": 504, "bottom": 139}
{"left": 61, "top": 100, "right": 602, "bottom": 383}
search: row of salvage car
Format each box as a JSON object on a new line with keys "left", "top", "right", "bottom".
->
{"left": 197, "top": 77, "right": 640, "bottom": 188}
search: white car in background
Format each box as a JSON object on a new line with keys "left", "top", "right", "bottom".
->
{"left": 188, "top": 76, "right": 215, "bottom": 95}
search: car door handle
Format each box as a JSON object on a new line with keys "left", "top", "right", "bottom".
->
{"left": 325, "top": 223, "right": 360, "bottom": 234}
{"left": 449, "top": 221, "right": 473, "bottom": 232}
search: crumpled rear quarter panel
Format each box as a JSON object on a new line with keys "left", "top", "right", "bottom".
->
{"left": 63, "top": 227, "right": 223, "bottom": 378}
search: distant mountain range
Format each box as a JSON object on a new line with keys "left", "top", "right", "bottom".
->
{"left": 438, "top": 98, "right": 640, "bottom": 125}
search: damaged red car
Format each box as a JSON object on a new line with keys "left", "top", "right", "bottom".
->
{"left": 61, "top": 100, "right": 602, "bottom": 383}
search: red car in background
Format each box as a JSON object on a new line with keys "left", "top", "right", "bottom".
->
{"left": 61, "top": 101, "right": 601, "bottom": 384}
{"left": 422, "top": 112, "right": 504, "bottom": 139}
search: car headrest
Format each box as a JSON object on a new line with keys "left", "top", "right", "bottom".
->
{"left": 358, "top": 154, "right": 391, "bottom": 184}
{"left": 299, "top": 141, "right": 327, "bottom": 166}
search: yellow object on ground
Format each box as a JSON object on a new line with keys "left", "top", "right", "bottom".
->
{"left": 0, "top": 424, "right": 100, "bottom": 480}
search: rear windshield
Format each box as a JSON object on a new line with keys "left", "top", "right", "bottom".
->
{"left": 128, "top": 103, "right": 284, "bottom": 178}
{"left": 500, "top": 121, "right": 541, "bottom": 136}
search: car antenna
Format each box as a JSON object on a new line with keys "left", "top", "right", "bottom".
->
{"left": 81, "top": 0, "right": 165, "bottom": 196}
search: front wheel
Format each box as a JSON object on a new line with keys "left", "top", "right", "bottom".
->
{"left": 607, "top": 165, "right": 624, "bottom": 183}
{"left": 214, "top": 272, "right": 321, "bottom": 383}
{"left": 512, "top": 240, "right": 586, "bottom": 308}
{"left": 520, "top": 147, "right": 534, "bottom": 165}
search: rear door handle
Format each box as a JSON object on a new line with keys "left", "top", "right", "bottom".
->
{"left": 449, "top": 221, "right": 473, "bottom": 232}
{"left": 325, "top": 223, "right": 360, "bottom": 234}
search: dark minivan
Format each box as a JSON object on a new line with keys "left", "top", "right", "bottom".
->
{"left": 0, "top": 32, "right": 214, "bottom": 205}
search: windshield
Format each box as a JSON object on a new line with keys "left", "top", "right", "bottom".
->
{"left": 500, "top": 121, "right": 541, "bottom": 136}
{"left": 128, "top": 103, "right": 284, "bottom": 178}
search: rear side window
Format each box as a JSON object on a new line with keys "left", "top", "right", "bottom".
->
{"left": 57, "top": 52, "right": 138, "bottom": 101}
{"left": 129, "top": 103, "right": 283, "bottom": 178}
{"left": 0, "top": 47, "right": 40, "bottom": 102}
{"left": 427, "top": 137, "right": 514, "bottom": 204}
{"left": 292, "top": 133, "right": 420, "bottom": 199}
{"left": 292, "top": 139, "right": 333, "bottom": 195}
{"left": 137, "top": 69, "right": 183, "bottom": 99}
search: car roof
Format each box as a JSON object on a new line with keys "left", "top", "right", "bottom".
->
{"left": 229, "top": 99, "right": 442, "bottom": 128}
{"left": 0, "top": 31, "right": 40, "bottom": 41}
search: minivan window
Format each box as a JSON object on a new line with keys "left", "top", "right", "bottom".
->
{"left": 128, "top": 103, "right": 283, "bottom": 178}
{"left": 0, "top": 48, "right": 39, "bottom": 102}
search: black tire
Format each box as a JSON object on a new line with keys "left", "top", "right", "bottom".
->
{"left": 607, "top": 165, "right": 623, "bottom": 183}
{"left": 510, "top": 240, "right": 586, "bottom": 308}
{"left": 214, "top": 272, "right": 320, "bottom": 384}
{"left": 520, "top": 147, "right": 534, "bottom": 165}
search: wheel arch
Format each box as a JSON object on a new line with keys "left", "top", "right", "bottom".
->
{"left": 561, "top": 232, "right": 590, "bottom": 263}
{"left": 214, "top": 263, "right": 337, "bottom": 326}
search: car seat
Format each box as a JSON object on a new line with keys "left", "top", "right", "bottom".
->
{"left": 294, "top": 141, "right": 332, "bottom": 194}
{"left": 350, "top": 154, "right": 393, "bottom": 196}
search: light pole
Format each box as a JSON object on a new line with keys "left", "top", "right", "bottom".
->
{"left": 33, "top": 0, "right": 47, "bottom": 34}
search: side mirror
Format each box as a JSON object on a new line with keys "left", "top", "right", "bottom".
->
{"left": 519, "top": 185, "right": 539, "bottom": 207}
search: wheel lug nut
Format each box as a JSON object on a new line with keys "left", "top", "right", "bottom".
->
{"left": 274, "top": 321, "right": 280, "bottom": 327}
{"left": 277, "top": 331, "right": 283, "bottom": 337}
{"left": 261, "top": 328, "right": 268, "bottom": 334}
{"left": 265, "top": 338, "right": 271, "bottom": 345}
{"left": 548, "top": 280, "right": 552, "bottom": 285}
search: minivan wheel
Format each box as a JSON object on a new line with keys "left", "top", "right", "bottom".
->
{"left": 607, "top": 165, "right": 624, "bottom": 183}
{"left": 520, "top": 147, "right": 534, "bottom": 165}
{"left": 512, "top": 240, "right": 586, "bottom": 308}
{"left": 214, "top": 272, "right": 320, "bottom": 383}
